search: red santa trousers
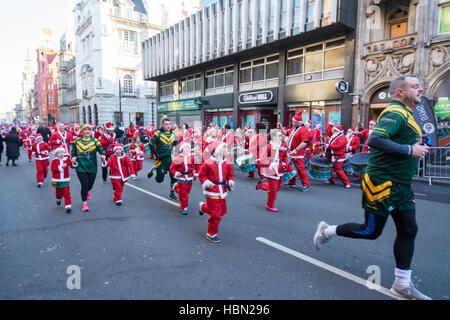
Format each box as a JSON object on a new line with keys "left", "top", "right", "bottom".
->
{"left": 55, "top": 186, "right": 72, "bottom": 207}
{"left": 201, "top": 198, "right": 227, "bottom": 236}
{"left": 111, "top": 179, "right": 125, "bottom": 202}
{"left": 174, "top": 182, "right": 193, "bottom": 210}
{"left": 35, "top": 159, "right": 49, "bottom": 184}
{"left": 288, "top": 157, "right": 310, "bottom": 188}
{"left": 27, "top": 149, "right": 33, "bottom": 161}
{"left": 261, "top": 178, "right": 282, "bottom": 208}
{"left": 132, "top": 160, "right": 143, "bottom": 174}
{"left": 329, "top": 161, "right": 351, "bottom": 186}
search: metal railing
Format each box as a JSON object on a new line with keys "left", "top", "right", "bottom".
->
{"left": 416, "top": 147, "right": 450, "bottom": 185}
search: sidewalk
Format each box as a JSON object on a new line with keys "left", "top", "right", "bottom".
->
{"left": 413, "top": 176, "right": 450, "bottom": 187}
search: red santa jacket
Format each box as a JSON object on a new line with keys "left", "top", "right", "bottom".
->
{"left": 357, "top": 128, "right": 372, "bottom": 152}
{"left": 50, "top": 130, "right": 72, "bottom": 154}
{"left": 51, "top": 156, "right": 76, "bottom": 182}
{"left": 128, "top": 143, "right": 146, "bottom": 161}
{"left": 260, "top": 142, "right": 291, "bottom": 180}
{"left": 100, "top": 133, "right": 117, "bottom": 157}
{"left": 198, "top": 158, "right": 234, "bottom": 199}
{"left": 102, "top": 154, "right": 135, "bottom": 182}
{"left": 346, "top": 135, "right": 360, "bottom": 155}
{"left": 169, "top": 154, "right": 201, "bottom": 182}
{"left": 249, "top": 134, "right": 267, "bottom": 162}
{"left": 327, "top": 133, "right": 347, "bottom": 162}
{"left": 32, "top": 141, "right": 51, "bottom": 160}
{"left": 285, "top": 125, "right": 309, "bottom": 158}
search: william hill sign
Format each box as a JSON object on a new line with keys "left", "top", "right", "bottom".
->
{"left": 238, "top": 89, "right": 275, "bottom": 105}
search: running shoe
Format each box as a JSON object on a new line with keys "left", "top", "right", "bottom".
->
{"left": 205, "top": 234, "right": 221, "bottom": 243}
{"left": 169, "top": 193, "right": 178, "bottom": 201}
{"left": 181, "top": 208, "right": 188, "bottom": 215}
{"left": 198, "top": 201, "right": 205, "bottom": 216}
{"left": 115, "top": 200, "right": 122, "bottom": 206}
{"left": 56, "top": 200, "right": 61, "bottom": 206}
{"left": 66, "top": 206, "right": 72, "bottom": 214}
{"left": 345, "top": 184, "right": 351, "bottom": 189}
{"left": 390, "top": 282, "right": 432, "bottom": 300}
{"left": 300, "top": 186, "right": 310, "bottom": 192}
{"left": 313, "top": 221, "right": 330, "bottom": 250}
{"left": 265, "top": 205, "right": 279, "bottom": 212}
{"left": 147, "top": 168, "right": 154, "bottom": 179}
{"left": 256, "top": 181, "right": 263, "bottom": 190}
{"left": 284, "top": 184, "right": 297, "bottom": 188}
{"left": 82, "top": 203, "right": 90, "bottom": 213}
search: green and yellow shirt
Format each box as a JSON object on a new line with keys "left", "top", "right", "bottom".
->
{"left": 366, "top": 101, "right": 422, "bottom": 184}
{"left": 71, "top": 137, "right": 105, "bottom": 173}
{"left": 150, "top": 129, "right": 178, "bottom": 158}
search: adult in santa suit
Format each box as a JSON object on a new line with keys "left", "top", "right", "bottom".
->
{"left": 304, "top": 120, "right": 314, "bottom": 161}
{"left": 169, "top": 142, "right": 201, "bottom": 215}
{"left": 128, "top": 132, "right": 146, "bottom": 178}
{"left": 278, "top": 111, "right": 310, "bottom": 191}
{"left": 144, "top": 124, "right": 157, "bottom": 159}
{"left": 249, "top": 123, "right": 268, "bottom": 183}
{"left": 257, "top": 129, "right": 294, "bottom": 212}
{"left": 100, "top": 123, "right": 117, "bottom": 182}
{"left": 102, "top": 143, "right": 136, "bottom": 206}
{"left": 198, "top": 140, "right": 235, "bottom": 243}
{"left": 312, "top": 122, "right": 324, "bottom": 155}
{"left": 346, "top": 128, "right": 361, "bottom": 156}
{"left": 50, "top": 123, "right": 72, "bottom": 155}
{"left": 22, "top": 129, "right": 33, "bottom": 162}
{"left": 357, "top": 120, "right": 376, "bottom": 152}
{"left": 32, "top": 133, "right": 51, "bottom": 187}
{"left": 325, "top": 125, "right": 351, "bottom": 188}
{"left": 71, "top": 124, "right": 82, "bottom": 139}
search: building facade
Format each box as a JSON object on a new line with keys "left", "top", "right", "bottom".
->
{"left": 20, "top": 52, "right": 36, "bottom": 123}
{"left": 143, "top": 0, "right": 358, "bottom": 130}
{"left": 73, "top": 0, "right": 172, "bottom": 128}
{"left": 354, "top": 0, "right": 450, "bottom": 147}
{"left": 58, "top": 33, "right": 79, "bottom": 125}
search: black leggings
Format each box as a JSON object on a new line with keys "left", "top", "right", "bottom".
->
{"left": 76, "top": 171, "right": 97, "bottom": 202}
{"left": 336, "top": 210, "right": 418, "bottom": 270}
{"left": 102, "top": 155, "right": 111, "bottom": 181}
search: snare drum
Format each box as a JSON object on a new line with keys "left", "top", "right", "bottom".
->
{"left": 236, "top": 154, "right": 256, "bottom": 173}
{"left": 350, "top": 152, "right": 370, "bottom": 175}
{"left": 282, "top": 165, "right": 297, "bottom": 182}
{"left": 308, "top": 155, "right": 333, "bottom": 180}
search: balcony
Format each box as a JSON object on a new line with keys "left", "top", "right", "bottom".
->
{"left": 364, "top": 33, "right": 417, "bottom": 56}
{"left": 122, "top": 88, "right": 140, "bottom": 98}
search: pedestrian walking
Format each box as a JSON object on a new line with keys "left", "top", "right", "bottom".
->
{"left": 51, "top": 147, "right": 76, "bottom": 213}
{"left": 0, "top": 133, "right": 4, "bottom": 166}
{"left": 102, "top": 143, "right": 135, "bottom": 206}
{"left": 31, "top": 133, "right": 51, "bottom": 187}
{"left": 4, "top": 127, "right": 21, "bottom": 167}
{"left": 71, "top": 124, "right": 106, "bottom": 212}
{"left": 313, "top": 75, "right": 432, "bottom": 300}
{"left": 36, "top": 123, "right": 51, "bottom": 143}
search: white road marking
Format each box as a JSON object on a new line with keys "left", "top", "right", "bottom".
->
{"left": 256, "top": 237, "right": 402, "bottom": 300}
{"left": 414, "top": 193, "right": 427, "bottom": 196}
{"left": 126, "top": 183, "right": 179, "bottom": 207}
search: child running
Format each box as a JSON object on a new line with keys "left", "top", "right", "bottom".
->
{"left": 51, "top": 147, "right": 76, "bottom": 213}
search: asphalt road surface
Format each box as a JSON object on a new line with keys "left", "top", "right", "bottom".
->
{"left": 0, "top": 153, "right": 449, "bottom": 300}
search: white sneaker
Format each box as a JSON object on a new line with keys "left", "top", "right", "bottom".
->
{"left": 313, "top": 221, "right": 330, "bottom": 250}
{"left": 390, "top": 282, "right": 432, "bottom": 300}
{"left": 198, "top": 201, "right": 205, "bottom": 216}
{"left": 345, "top": 184, "right": 351, "bottom": 189}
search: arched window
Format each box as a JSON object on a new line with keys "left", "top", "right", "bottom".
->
{"left": 94, "top": 104, "right": 99, "bottom": 126}
{"left": 88, "top": 105, "right": 92, "bottom": 123}
{"left": 123, "top": 75, "right": 133, "bottom": 94}
{"left": 82, "top": 106, "right": 86, "bottom": 123}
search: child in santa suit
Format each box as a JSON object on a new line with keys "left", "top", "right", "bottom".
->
{"left": 51, "top": 147, "right": 76, "bottom": 213}
{"left": 169, "top": 142, "right": 201, "bottom": 215}
{"left": 32, "top": 133, "right": 51, "bottom": 187}
{"left": 102, "top": 144, "right": 136, "bottom": 206}
{"left": 346, "top": 128, "right": 362, "bottom": 180}
{"left": 24, "top": 132, "right": 34, "bottom": 162}
{"left": 128, "top": 133, "right": 146, "bottom": 179}
{"left": 198, "top": 140, "right": 235, "bottom": 243}
{"left": 257, "top": 129, "right": 294, "bottom": 212}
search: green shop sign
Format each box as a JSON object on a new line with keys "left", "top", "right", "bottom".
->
{"left": 157, "top": 98, "right": 201, "bottom": 112}
{"left": 434, "top": 100, "right": 450, "bottom": 118}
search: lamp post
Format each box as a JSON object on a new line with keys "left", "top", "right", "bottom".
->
{"left": 119, "top": 79, "right": 123, "bottom": 127}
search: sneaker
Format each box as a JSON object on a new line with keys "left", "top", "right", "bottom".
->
{"left": 205, "top": 234, "right": 221, "bottom": 243}
{"left": 66, "top": 207, "right": 72, "bottom": 214}
{"left": 37, "top": 183, "right": 43, "bottom": 188}
{"left": 256, "top": 181, "right": 263, "bottom": 190}
{"left": 313, "top": 221, "right": 330, "bottom": 250}
{"left": 284, "top": 184, "right": 296, "bottom": 188}
{"left": 265, "top": 205, "right": 279, "bottom": 212}
{"left": 198, "top": 201, "right": 205, "bottom": 216}
{"left": 87, "top": 192, "right": 91, "bottom": 200}
{"left": 300, "top": 186, "right": 310, "bottom": 192}
{"left": 147, "top": 169, "right": 154, "bottom": 179}
{"left": 181, "top": 208, "right": 188, "bottom": 215}
{"left": 56, "top": 200, "right": 61, "bottom": 206}
{"left": 115, "top": 200, "right": 122, "bottom": 206}
{"left": 324, "top": 181, "right": 333, "bottom": 185}
{"left": 345, "top": 184, "right": 351, "bottom": 189}
{"left": 82, "top": 203, "right": 90, "bottom": 213}
{"left": 169, "top": 193, "right": 178, "bottom": 201}
{"left": 390, "top": 282, "right": 432, "bottom": 300}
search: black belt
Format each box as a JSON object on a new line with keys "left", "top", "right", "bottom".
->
{"left": 211, "top": 180, "right": 231, "bottom": 191}
{"left": 180, "top": 170, "right": 193, "bottom": 174}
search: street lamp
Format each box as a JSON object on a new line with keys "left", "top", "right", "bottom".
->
{"left": 119, "top": 79, "right": 123, "bottom": 127}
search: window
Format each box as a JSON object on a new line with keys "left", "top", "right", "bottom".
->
{"left": 305, "top": 0, "right": 315, "bottom": 31}
{"left": 181, "top": 74, "right": 201, "bottom": 93}
{"left": 257, "top": 0, "right": 263, "bottom": 39}
{"left": 239, "top": 1, "right": 244, "bottom": 45}
{"left": 268, "top": 0, "right": 276, "bottom": 35}
{"left": 440, "top": 4, "right": 450, "bottom": 33}
{"left": 160, "top": 80, "right": 177, "bottom": 97}
{"left": 206, "top": 66, "right": 234, "bottom": 88}
{"left": 280, "top": 0, "right": 288, "bottom": 34}
{"left": 229, "top": 0, "right": 234, "bottom": 49}
{"left": 247, "top": 0, "right": 253, "bottom": 44}
{"left": 240, "top": 54, "right": 279, "bottom": 83}
{"left": 118, "top": 29, "right": 137, "bottom": 54}
{"left": 123, "top": 75, "right": 133, "bottom": 94}
{"left": 321, "top": 0, "right": 331, "bottom": 27}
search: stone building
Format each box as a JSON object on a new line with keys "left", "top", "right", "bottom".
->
{"left": 20, "top": 52, "right": 36, "bottom": 123}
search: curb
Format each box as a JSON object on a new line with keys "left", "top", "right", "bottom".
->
{"left": 413, "top": 177, "right": 450, "bottom": 187}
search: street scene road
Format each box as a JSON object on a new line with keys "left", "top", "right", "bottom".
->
{"left": 1, "top": 155, "right": 449, "bottom": 300}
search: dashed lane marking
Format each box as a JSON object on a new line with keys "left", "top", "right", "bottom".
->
{"left": 256, "top": 237, "right": 402, "bottom": 300}
{"left": 126, "top": 183, "right": 179, "bottom": 207}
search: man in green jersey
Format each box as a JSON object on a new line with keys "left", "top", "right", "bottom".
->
{"left": 147, "top": 118, "right": 179, "bottom": 200}
{"left": 313, "top": 75, "right": 431, "bottom": 300}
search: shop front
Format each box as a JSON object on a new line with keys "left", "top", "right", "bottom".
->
{"left": 202, "top": 93, "right": 234, "bottom": 129}
{"left": 157, "top": 98, "right": 202, "bottom": 128}
{"left": 284, "top": 79, "right": 343, "bottom": 131}
{"left": 433, "top": 76, "right": 450, "bottom": 147}
{"left": 368, "top": 86, "right": 393, "bottom": 124}
{"left": 237, "top": 88, "right": 278, "bottom": 130}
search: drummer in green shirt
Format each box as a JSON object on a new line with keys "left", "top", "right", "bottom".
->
{"left": 71, "top": 124, "right": 106, "bottom": 212}
{"left": 313, "top": 75, "right": 432, "bottom": 300}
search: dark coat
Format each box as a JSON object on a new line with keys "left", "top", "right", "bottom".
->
{"left": 5, "top": 129, "right": 21, "bottom": 160}
{"left": 37, "top": 126, "right": 51, "bottom": 143}
{"left": 0, "top": 134, "right": 4, "bottom": 152}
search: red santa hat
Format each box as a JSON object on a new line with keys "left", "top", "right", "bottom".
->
{"left": 113, "top": 143, "right": 124, "bottom": 151}
{"left": 35, "top": 133, "right": 43, "bottom": 141}
{"left": 305, "top": 120, "right": 312, "bottom": 126}
{"left": 369, "top": 120, "right": 377, "bottom": 125}
{"left": 105, "top": 122, "right": 114, "bottom": 130}
{"left": 134, "top": 131, "right": 141, "bottom": 136}
{"left": 292, "top": 111, "right": 303, "bottom": 123}
{"left": 149, "top": 123, "right": 155, "bottom": 128}
{"left": 74, "top": 123, "right": 80, "bottom": 128}
{"left": 347, "top": 128, "right": 355, "bottom": 134}
{"left": 205, "top": 140, "right": 227, "bottom": 157}
{"left": 244, "top": 125, "right": 252, "bottom": 131}
{"left": 53, "top": 146, "right": 66, "bottom": 155}
{"left": 333, "top": 125, "right": 344, "bottom": 133}
{"left": 178, "top": 141, "right": 191, "bottom": 153}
